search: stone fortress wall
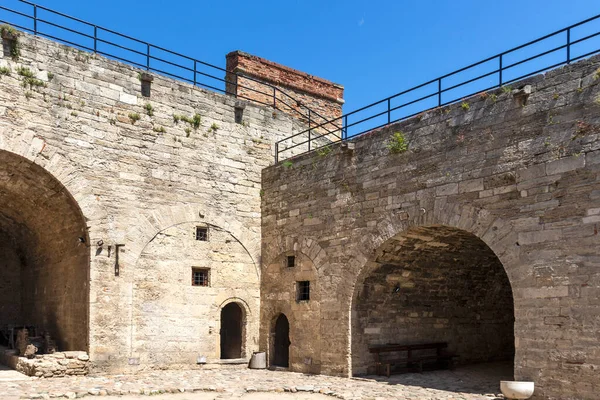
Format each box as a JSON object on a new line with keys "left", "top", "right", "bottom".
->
{"left": 261, "top": 56, "right": 600, "bottom": 399}
{"left": 0, "top": 18, "right": 599, "bottom": 400}
{"left": 0, "top": 29, "right": 320, "bottom": 372}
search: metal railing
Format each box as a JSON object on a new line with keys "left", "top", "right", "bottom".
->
{"left": 275, "top": 13, "right": 600, "bottom": 162}
{"left": 0, "top": 0, "right": 337, "bottom": 136}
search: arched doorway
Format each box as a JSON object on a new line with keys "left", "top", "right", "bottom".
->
{"left": 220, "top": 303, "right": 243, "bottom": 359}
{"left": 0, "top": 150, "right": 89, "bottom": 352}
{"left": 272, "top": 313, "right": 290, "bottom": 368}
{"left": 351, "top": 225, "right": 514, "bottom": 376}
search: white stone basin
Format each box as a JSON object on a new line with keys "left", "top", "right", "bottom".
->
{"left": 500, "top": 381, "right": 535, "bottom": 399}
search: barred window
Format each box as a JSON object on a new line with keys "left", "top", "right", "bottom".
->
{"left": 196, "top": 227, "right": 208, "bottom": 241}
{"left": 192, "top": 268, "right": 210, "bottom": 287}
{"left": 297, "top": 281, "right": 310, "bottom": 301}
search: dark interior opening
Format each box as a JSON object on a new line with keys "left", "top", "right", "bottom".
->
{"left": 0, "top": 150, "right": 89, "bottom": 354}
{"left": 272, "top": 313, "right": 290, "bottom": 368}
{"left": 220, "top": 302, "right": 243, "bottom": 359}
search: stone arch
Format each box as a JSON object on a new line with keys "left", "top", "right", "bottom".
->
{"left": 262, "top": 234, "right": 330, "bottom": 272}
{"left": 271, "top": 313, "right": 290, "bottom": 368}
{"left": 0, "top": 135, "right": 106, "bottom": 240}
{"left": 0, "top": 148, "right": 96, "bottom": 351}
{"left": 261, "top": 235, "right": 327, "bottom": 374}
{"left": 122, "top": 204, "right": 261, "bottom": 274}
{"left": 348, "top": 201, "right": 518, "bottom": 376}
{"left": 127, "top": 219, "right": 260, "bottom": 365}
{"left": 218, "top": 299, "right": 250, "bottom": 359}
{"left": 351, "top": 202, "right": 519, "bottom": 308}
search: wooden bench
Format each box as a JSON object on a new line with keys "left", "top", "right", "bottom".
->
{"left": 369, "top": 342, "right": 457, "bottom": 377}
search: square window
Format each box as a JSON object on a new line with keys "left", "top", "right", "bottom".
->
{"left": 286, "top": 255, "right": 296, "bottom": 268}
{"left": 196, "top": 227, "right": 208, "bottom": 241}
{"left": 192, "top": 268, "right": 210, "bottom": 287}
{"left": 297, "top": 281, "right": 310, "bottom": 301}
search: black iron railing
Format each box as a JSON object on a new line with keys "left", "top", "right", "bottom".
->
{"left": 275, "top": 13, "right": 600, "bottom": 162}
{"left": 0, "top": 0, "right": 337, "bottom": 136}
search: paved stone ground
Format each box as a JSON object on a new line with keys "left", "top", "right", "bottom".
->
{"left": 0, "top": 362, "right": 511, "bottom": 399}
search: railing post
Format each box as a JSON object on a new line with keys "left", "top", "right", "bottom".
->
{"left": 387, "top": 98, "right": 391, "bottom": 124}
{"left": 308, "top": 110, "right": 311, "bottom": 151}
{"left": 93, "top": 26, "right": 97, "bottom": 53}
{"left": 33, "top": 5, "right": 37, "bottom": 35}
{"left": 275, "top": 142, "right": 279, "bottom": 163}
{"left": 193, "top": 60, "right": 197, "bottom": 86}
{"left": 567, "top": 28, "right": 571, "bottom": 64}
{"left": 146, "top": 43, "right": 150, "bottom": 71}
{"left": 344, "top": 115, "right": 348, "bottom": 140}
{"left": 499, "top": 54, "right": 503, "bottom": 87}
{"left": 438, "top": 79, "right": 442, "bottom": 106}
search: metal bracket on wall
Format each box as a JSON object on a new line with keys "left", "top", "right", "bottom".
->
{"left": 115, "top": 244, "right": 125, "bottom": 276}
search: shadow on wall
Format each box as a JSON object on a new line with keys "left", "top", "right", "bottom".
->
{"left": 351, "top": 225, "right": 515, "bottom": 379}
{"left": 0, "top": 150, "right": 89, "bottom": 353}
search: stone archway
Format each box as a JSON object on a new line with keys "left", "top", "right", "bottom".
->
{"left": 260, "top": 244, "right": 323, "bottom": 374}
{"left": 129, "top": 220, "right": 259, "bottom": 366}
{"left": 351, "top": 224, "right": 515, "bottom": 376}
{"left": 220, "top": 302, "right": 244, "bottom": 359}
{"left": 0, "top": 150, "right": 90, "bottom": 351}
{"left": 272, "top": 313, "right": 290, "bottom": 368}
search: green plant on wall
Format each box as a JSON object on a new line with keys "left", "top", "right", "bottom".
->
{"left": 0, "top": 25, "right": 20, "bottom": 60}
{"left": 461, "top": 101, "right": 470, "bottom": 111}
{"left": 16, "top": 67, "right": 46, "bottom": 89}
{"left": 174, "top": 113, "right": 202, "bottom": 129}
{"left": 282, "top": 160, "right": 293, "bottom": 168}
{"left": 144, "top": 103, "right": 154, "bottom": 116}
{"left": 386, "top": 131, "right": 408, "bottom": 154}
{"left": 316, "top": 145, "right": 332, "bottom": 157}
{"left": 0, "top": 66, "right": 10, "bottom": 77}
{"left": 128, "top": 113, "right": 141, "bottom": 124}
{"left": 208, "top": 122, "right": 219, "bottom": 133}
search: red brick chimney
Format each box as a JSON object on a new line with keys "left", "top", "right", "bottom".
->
{"left": 225, "top": 51, "right": 344, "bottom": 127}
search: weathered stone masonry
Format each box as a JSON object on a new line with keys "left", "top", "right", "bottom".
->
{"left": 261, "top": 57, "right": 600, "bottom": 400}
{"left": 1, "top": 20, "right": 599, "bottom": 400}
{"left": 0, "top": 30, "right": 313, "bottom": 372}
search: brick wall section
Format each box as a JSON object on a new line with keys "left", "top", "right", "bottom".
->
{"left": 261, "top": 56, "right": 600, "bottom": 399}
{"left": 0, "top": 31, "right": 305, "bottom": 372}
{"left": 226, "top": 51, "right": 344, "bottom": 132}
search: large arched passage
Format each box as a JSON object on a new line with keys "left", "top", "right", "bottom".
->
{"left": 351, "top": 225, "right": 514, "bottom": 376}
{"left": 0, "top": 150, "right": 89, "bottom": 351}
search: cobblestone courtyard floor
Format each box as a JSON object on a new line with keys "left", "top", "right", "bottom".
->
{"left": 0, "top": 362, "right": 512, "bottom": 399}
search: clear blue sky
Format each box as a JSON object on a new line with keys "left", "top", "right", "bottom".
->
{"left": 2, "top": 0, "right": 599, "bottom": 123}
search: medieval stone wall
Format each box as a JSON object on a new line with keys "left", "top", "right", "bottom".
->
{"left": 133, "top": 222, "right": 259, "bottom": 366}
{"left": 0, "top": 30, "right": 304, "bottom": 372}
{"left": 261, "top": 55, "right": 600, "bottom": 399}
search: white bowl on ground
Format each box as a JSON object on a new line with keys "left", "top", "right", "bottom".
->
{"left": 500, "top": 381, "right": 535, "bottom": 399}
